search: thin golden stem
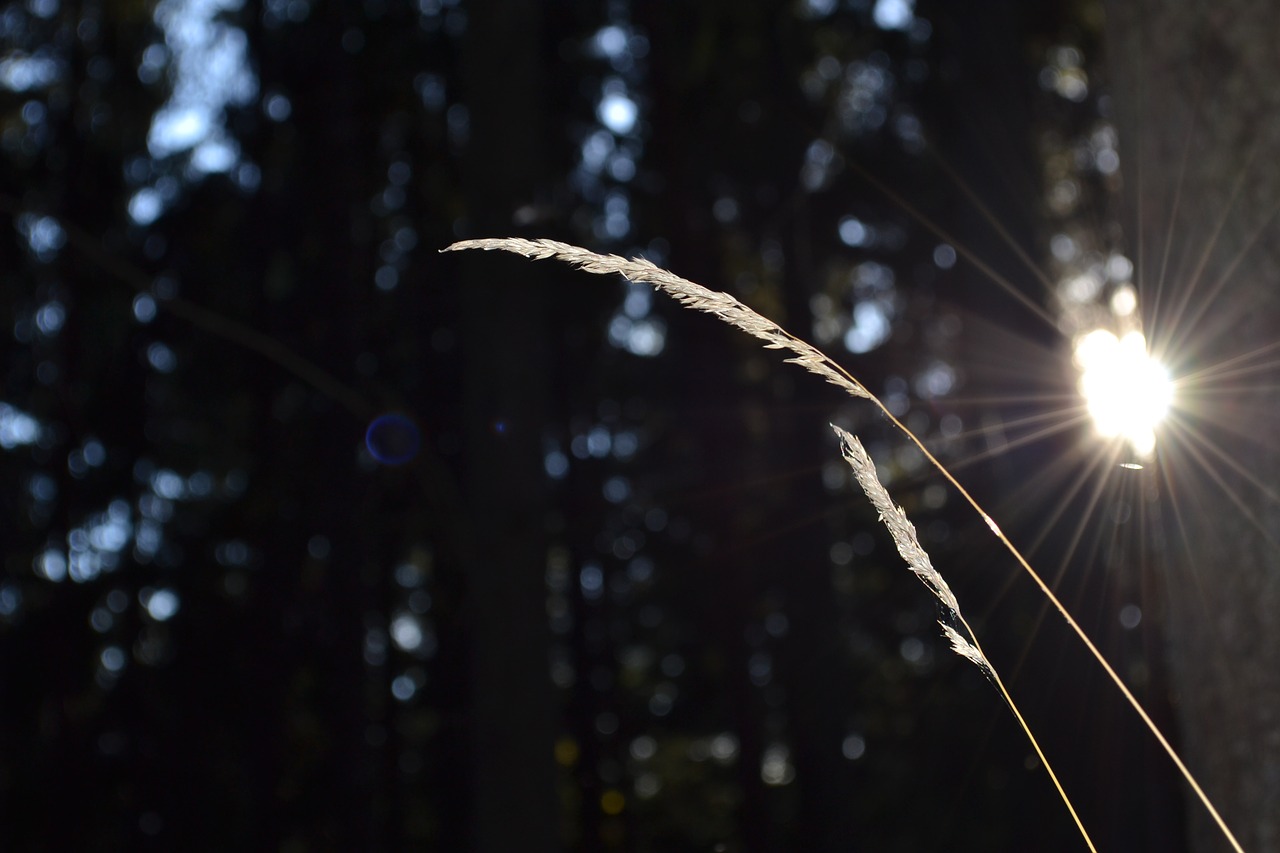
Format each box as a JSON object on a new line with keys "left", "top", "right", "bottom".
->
{"left": 443, "top": 237, "right": 1245, "bottom": 853}
{"left": 833, "top": 426, "right": 1095, "bottom": 851}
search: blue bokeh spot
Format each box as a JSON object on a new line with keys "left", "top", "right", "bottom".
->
{"left": 365, "top": 413, "right": 422, "bottom": 465}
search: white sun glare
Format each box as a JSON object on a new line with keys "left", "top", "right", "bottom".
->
{"left": 1075, "top": 328, "right": 1172, "bottom": 458}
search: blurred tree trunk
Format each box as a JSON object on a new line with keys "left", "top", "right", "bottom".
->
{"left": 1106, "top": 3, "right": 1280, "bottom": 850}
{"left": 459, "top": 2, "right": 559, "bottom": 851}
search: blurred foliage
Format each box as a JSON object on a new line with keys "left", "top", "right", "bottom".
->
{"left": 0, "top": 0, "right": 1183, "bottom": 851}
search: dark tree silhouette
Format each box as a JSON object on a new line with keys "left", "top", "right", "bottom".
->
{"left": 1107, "top": 2, "right": 1280, "bottom": 849}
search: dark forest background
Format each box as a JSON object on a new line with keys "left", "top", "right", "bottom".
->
{"left": 0, "top": 0, "right": 1227, "bottom": 850}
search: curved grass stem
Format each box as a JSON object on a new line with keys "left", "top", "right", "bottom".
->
{"left": 444, "top": 236, "right": 1244, "bottom": 853}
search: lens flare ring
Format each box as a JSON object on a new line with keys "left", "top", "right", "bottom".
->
{"left": 365, "top": 413, "right": 422, "bottom": 465}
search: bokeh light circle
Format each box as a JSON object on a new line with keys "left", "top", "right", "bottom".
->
{"left": 365, "top": 413, "right": 422, "bottom": 465}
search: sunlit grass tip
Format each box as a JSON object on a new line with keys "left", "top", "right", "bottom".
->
{"left": 830, "top": 426, "right": 981, "bottom": 665}
{"left": 443, "top": 237, "right": 871, "bottom": 400}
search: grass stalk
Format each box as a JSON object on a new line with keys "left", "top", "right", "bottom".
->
{"left": 443, "top": 236, "right": 1244, "bottom": 853}
{"left": 832, "top": 425, "right": 1094, "bottom": 851}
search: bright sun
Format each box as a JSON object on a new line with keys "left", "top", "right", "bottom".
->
{"left": 1074, "top": 328, "right": 1173, "bottom": 458}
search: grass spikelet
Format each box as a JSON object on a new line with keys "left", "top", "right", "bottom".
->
{"left": 444, "top": 238, "right": 870, "bottom": 399}
{"left": 832, "top": 426, "right": 962, "bottom": 620}
{"left": 832, "top": 425, "right": 1092, "bottom": 849}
